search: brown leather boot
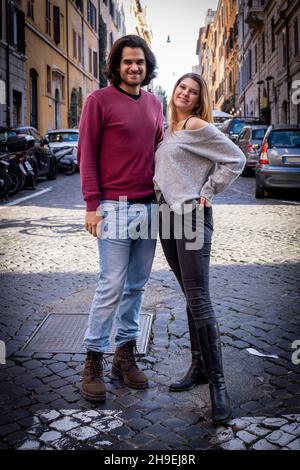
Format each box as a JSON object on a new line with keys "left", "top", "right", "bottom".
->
{"left": 81, "top": 351, "right": 106, "bottom": 402}
{"left": 111, "top": 339, "right": 148, "bottom": 389}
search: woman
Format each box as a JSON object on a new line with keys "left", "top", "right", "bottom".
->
{"left": 154, "top": 73, "right": 246, "bottom": 425}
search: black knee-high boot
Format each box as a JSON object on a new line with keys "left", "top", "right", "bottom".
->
{"left": 197, "top": 321, "right": 231, "bottom": 425}
{"left": 169, "top": 307, "right": 208, "bottom": 392}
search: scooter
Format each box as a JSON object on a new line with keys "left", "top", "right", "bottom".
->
{"left": 0, "top": 158, "right": 11, "bottom": 199}
{"left": 0, "top": 134, "right": 36, "bottom": 198}
{"left": 51, "top": 146, "right": 77, "bottom": 175}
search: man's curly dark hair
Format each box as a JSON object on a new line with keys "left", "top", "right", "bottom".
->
{"left": 105, "top": 35, "right": 157, "bottom": 87}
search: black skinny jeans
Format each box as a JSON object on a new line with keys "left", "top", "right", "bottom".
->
{"left": 159, "top": 198, "right": 216, "bottom": 328}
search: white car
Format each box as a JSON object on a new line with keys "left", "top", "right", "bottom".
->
{"left": 45, "top": 128, "right": 79, "bottom": 155}
{"left": 44, "top": 129, "right": 79, "bottom": 175}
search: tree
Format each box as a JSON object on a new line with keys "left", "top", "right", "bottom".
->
{"left": 222, "top": 95, "right": 235, "bottom": 114}
{"left": 155, "top": 85, "right": 168, "bottom": 117}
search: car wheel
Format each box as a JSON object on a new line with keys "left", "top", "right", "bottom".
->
{"left": 63, "top": 161, "right": 77, "bottom": 176}
{"left": 0, "top": 169, "right": 11, "bottom": 199}
{"left": 47, "top": 158, "right": 57, "bottom": 180}
{"left": 241, "top": 167, "right": 251, "bottom": 177}
{"left": 255, "top": 182, "right": 265, "bottom": 198}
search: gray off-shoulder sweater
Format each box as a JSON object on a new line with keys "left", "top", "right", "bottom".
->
{"left": 153, "top": 123, "right": 246, "bottom": 212}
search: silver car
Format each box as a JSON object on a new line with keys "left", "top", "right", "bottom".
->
{"left": 45, "top": 128, "right": 79, "bottom": 156}
{"left": 236, "top": 125, "right": 268, "bottom": 176}
{"left": 255, "top": 125, "right": 300, "bottom": 198}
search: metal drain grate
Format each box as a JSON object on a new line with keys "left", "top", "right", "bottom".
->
{"left": 22, "top": 313, "right": 153, "bottom": 355}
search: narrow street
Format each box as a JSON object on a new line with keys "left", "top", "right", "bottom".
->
{"left": 0, "top": 172, "right": 299, "bottom": 450}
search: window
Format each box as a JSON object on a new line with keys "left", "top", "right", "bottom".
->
{"left": 12, "top": 90, "right": 22, "bottom": 127}
{"left": 89, "top": 47, "right": 92, "bottom": 73}
{"left": 10, "top": 5, "right": 25, "bottom": 54}
{"left": 248, "top": 50, "right": 252, "bottom": 81}
{"left": 27, "top": 0, "right": 34, "bottom": 20}
{"left": 282, "top": 30, "right": 287, "bottom": 66}
{"left": 271, "top": 17, "right": 275, "bottom": 52}
{"left": 110, "top": 32, "right": 114, "bottom": 49}
{"left": 53, "top": 5, "right": 60, "bottom": 44}
{"left": 254, "top": 44, "right": 258, "bottom": 73}
{"left": 73, "top": 30, "right": 77, "bottom": 58}
{"left": 93, "top": 50, "right": 98, "bottom": 78}
{"left": 30, "top": 69, "right": 38, "bottom": 129}
{"left": 262, "top": 31, "right": 266, "bottom": 64}
{"left": 73, "top": 0, "right": 83, "bottom": 11}
{"left": 0, "top": 0, "right": 2, "bottom": 40}
{"left": 294, "top": 18, "right": 299, "bottom": 57}
{"left": 47, "top": 65, "right": 51, "bottom": 93}
{"left": 87, "top": 0, "right": 97, "bottom": 31}
{"left": 109, "top": 0, "right": 114, "bottom": 19}
{"left": 46, "top": 0, "right": 51, "bottom": 34}
{"left": 78, "top": 35, "right": 82, "bottom": 63}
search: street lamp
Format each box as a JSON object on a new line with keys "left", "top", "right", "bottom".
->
{"left": 166, "top": 35, "right": 171, "bottom": 43}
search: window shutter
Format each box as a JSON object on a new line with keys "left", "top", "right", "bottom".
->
{"left": 53, "top": 6, "right": 60, "bottom": 44}
{"left": 17, "top": 10, "right": 25, "bottom": 54}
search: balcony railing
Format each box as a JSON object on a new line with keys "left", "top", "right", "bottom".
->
{"left": 245, "top": 6, "right": 264, "bottom": 31}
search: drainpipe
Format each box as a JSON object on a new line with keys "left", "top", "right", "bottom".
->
{"left": 6, "top": 0, "right": 11, "bottom": 127}
{"left": 286, "top": 17, "right": 291, "bottom": 124}
{"left": 66, "top": 0, "right": 70, "bottom": 126}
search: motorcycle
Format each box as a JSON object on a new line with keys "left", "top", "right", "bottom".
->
{"left": 50, "top": 146, "right": 77, "bottom": 175}
{"left": 0, "top": 158, "right": 11, "bottom": 199}
{"left": 0, "top": 134, "right": 36, "bottom": 198}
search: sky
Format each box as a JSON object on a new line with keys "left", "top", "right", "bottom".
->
{"left": 145, "top": 0, "right": 219, "bottom": 98}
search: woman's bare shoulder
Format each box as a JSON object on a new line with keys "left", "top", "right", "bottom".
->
{"left": 185, "top": 117, "right": 209, "bottom": 130}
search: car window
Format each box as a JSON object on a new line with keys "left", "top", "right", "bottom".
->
{"left": 0, "top": 130, "right": 17, "bottom": 142}
{"left": 231, "top": 121, "right": 245, "bottom": 134}
{"left": 30, "top": 129, "right": 43, "bottom": 143}
{"left": 268, "top": 130, "right": 300, "bottom": 147}
{"left": 237, "top": 129, "right": 245, "bottom": 140}
{"left": 252, "top": 129, "right": 266, "bottom": 140}
{"left": 17, "top": 128, "right": 30, "bottom": 135}
{"left": 48, "top": 132, "right": 79, "bottom": 143}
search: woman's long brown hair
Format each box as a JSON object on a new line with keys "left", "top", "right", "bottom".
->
{"left": 168, "top": 73, "right": 214, "bottom": 132}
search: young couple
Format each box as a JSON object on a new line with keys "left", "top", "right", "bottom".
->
{"left": 77, "top": 35, "right": 245, "bottom": 425}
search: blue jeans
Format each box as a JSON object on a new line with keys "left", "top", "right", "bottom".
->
{"left": 83, "top": 200, "right": 157, "bottom": 353}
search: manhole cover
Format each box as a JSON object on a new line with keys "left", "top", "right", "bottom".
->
{"left": 22, "top": 313, "right": 153, "bottom": 355}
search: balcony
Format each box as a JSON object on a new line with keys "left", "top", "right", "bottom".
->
{"left": 245, "top": 3, "right": 265, "bottom": 31}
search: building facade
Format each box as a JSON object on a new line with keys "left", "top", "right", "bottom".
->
{"left": 198, "top": 1, "right": 239, "bottom": 112}
{"left": 99, "top": 0, "right": 126, "bottom": 87}
{"left": 0, "top": 0, "right": 27, "bottom": 128}
{"left": 24, "top": 0, "right": 100, "bottom": 135}
{"left": 237, "top": 0, "right": 300, "bottom": 124}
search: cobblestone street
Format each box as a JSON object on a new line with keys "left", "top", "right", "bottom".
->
{"left": 0, "top": 173, "right": 299, "bottom": 451}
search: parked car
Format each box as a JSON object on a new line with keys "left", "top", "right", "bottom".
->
{"left": 45, "top": 128, "right": 79, "bottom": 151}
{"left": 220, "top": 117, "right": 264, "bottom": 143}
{"left": 255, "top": 125, "right": 300, "bottom": 198}
{"left": 44, "top": 129, "right": 78, "bottom": 175}
{"left": 236, "top": 125, "right": 268, "bottom": 176}
{"left": 15, "top": 126, "right": 57, "bottom": 180}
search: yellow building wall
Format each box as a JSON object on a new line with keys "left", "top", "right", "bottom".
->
{"left": 25, "top": 0, "right": 99, "bottom": 136}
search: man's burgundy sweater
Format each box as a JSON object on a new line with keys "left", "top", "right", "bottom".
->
{"left": 77, "top": 85, "right": 164, "bottom": 211}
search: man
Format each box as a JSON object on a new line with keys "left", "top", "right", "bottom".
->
{"left": 77, "top": 35, "right": 164, "bottom": 402}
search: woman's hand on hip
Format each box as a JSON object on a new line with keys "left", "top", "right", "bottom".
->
{"left": 85, "top": 211, "right": 103, "bottom": 237}
{"left": 199, "top": 197, "right": 212, "bottom": 208}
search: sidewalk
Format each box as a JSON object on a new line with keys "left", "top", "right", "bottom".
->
{"left": 0, "top": 246, "right": 299, "bottom": 450}
{"left": 0, "top": 175, "right": 299, "bottom": 450}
